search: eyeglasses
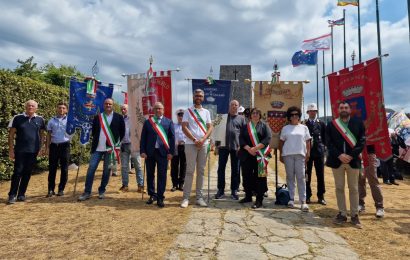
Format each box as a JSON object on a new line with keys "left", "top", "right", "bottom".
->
{"left": 177, "top": 113, "right": 183, "bottom": 117}
{"left": 194, "top": 95, "right": 204, "bottom": 98}
{"left": 290, "top": 113, "right": 299, "bottom": 117}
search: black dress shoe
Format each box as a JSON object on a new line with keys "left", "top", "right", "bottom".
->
{"left": 146, "top": 196, "right": 157, "bottom": 205}
{"left": 391, "top": 181, "right": 399, "bottom": 186}
{"left": 239, "top": 197, "right": 252, "bottom": 203}
{"left": 306, "top": 198, "right": 311, "bottom": 204}
{"left": 318, "top": 199, "right": 327, "bottom": 205}
{"left": 252, "top": 201, "right": 263, "bottom": 209}
{"left": 157, "top": 199, "right": 165, "bottom": 208}
{"left": 171, "top": 187, "right": 177, "bottom": 192}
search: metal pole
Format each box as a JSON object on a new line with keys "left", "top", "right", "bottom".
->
{"left": 275, "top": 149, "right": 278, "bottom": 192}
{"left": 316, "top": 62, "right": 319, "bottom": 118}
{"left": 343, "top": 9, "right": 347, "bottom": 68}
{"left": 408, "top": 0, "right": 410, "bottom": 43}
{"left": 331, "top": 25, "right": 334, "bottom": 72}
{"left": 73, "top": 145, "right": 84, "bottom": 196}
{"left": 358, "top": 0, "right": 362, "bottom": 63}
{"left": 322, "top": 51, "right": 326, "bottom": 122}
{"left": 376, "top": 0, "right": 384, "bottom": 95}
{"left": 142, "top": 159, "right": 146, "bottom": 201}
{"left": 207, "top": 153, "right": 211, "bottom": 204}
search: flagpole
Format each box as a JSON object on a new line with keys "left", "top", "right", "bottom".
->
{"left": 343, "top": 9, "right": 347, "bottom": 68}
{"left": 331, "top": 25, "right": 334, "bottom": 72}
{"left": 316, "top": 62, "right": 319, "bottom": 118}
{"left": 322, "top": 51, "right": 326, "bottom": 122}
{"left": 358, "top": 0, "right": 362, "bottom": 63}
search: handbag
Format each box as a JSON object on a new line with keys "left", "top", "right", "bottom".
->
{"left": 275, "top": 184, "right": 290, "bottom": 205}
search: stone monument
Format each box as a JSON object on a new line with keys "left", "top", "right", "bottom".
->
{"left": 219, "top": 65, "right": 252, "bottom": 109}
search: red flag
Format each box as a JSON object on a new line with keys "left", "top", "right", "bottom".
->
{"left": 142, "top": 70, "right": 173, "bottom": 119}
{"left": 122, "top": 91, "right": 128, "bottom": 105}
{"left": 328, "top": 58, "right": 392, "bottom": 165}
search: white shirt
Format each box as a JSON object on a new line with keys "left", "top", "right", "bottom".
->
{"left": 182, "top": 106, "right": 212, "bottom": 145}
{"left": 96, "top": 112, "right": 114, "bottom": 152}
{"left": 280, "top": 124, "right": 311, "bottom": 157}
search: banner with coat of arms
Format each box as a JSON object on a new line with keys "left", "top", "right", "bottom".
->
{"left": 66, "top": 78, "right": 114, "bottom": 144}
{"left": 253, "top": 81, "right": 303, "bottom": 149}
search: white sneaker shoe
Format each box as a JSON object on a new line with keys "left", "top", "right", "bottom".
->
{"left": 180, "top": 199, "right": 189, "bottom": 208}
{"left": 301, "top": 203, "right": 309, "bottom": 212}
{"left": 287, "top": 200, "right": 294, "bottom": 208}
{"left": 376, "top": 208, "right": 385, "bottom": 218}
{"left": 196, "top": 198, "right": 208, "bottom": 207}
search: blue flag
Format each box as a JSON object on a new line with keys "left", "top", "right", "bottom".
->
{"left": 66, "top": 78, "right": 114, "bottom": 144}
{"left": 192, "top": 79, "right": 231, "bottom": 120}
{"left": 291, "top": 50, "right": 318, "bottom": 67}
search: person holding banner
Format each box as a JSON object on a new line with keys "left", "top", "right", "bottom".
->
{"left": 326, "top": 101, "right": 365, "bottom": 228}
{"left": 238, "top": 108, "right": 272, "bottom": 209}
{"left": 279, "top": 106, "right": 311, "bottom": 212}
{"left": 78, "top": 98, "right": 125, "bottom": 201}
{"left": 140, "top": 102, "right": 175, "bottom": 208}
{"left": 180, "top": 89, "right": 213, "bottom": 208}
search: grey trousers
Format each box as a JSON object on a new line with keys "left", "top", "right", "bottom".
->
{"left": 283, "top": 154, "right": 307, "bottom": 203}
{"left": 359, "top": 153, "right": 383, "bottom": 209}
{"left": 183, "top": 144, "right": 208, "bottom": 200}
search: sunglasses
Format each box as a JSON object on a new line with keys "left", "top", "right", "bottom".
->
{"left": 290, "top": 113, "right": 299, "bottom": 117}
{"left": 177, "top": 113, "right": 184, "bottom": 117}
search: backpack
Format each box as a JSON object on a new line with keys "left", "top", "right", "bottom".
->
{"left": 275, "top": 184, "right": 290, "bottom": 205}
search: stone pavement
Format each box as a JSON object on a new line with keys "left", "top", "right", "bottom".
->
{"left": 166, "top": 158, "right": 359, "bottom": 260}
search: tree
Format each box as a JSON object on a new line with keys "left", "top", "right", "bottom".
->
{"left": 14, "top": 56, "right": 42, "bottom": 80}
{"left": 40, "top": 63, "right": 84, "bottom": 87}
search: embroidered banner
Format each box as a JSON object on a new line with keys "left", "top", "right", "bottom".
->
{"left": 192, "top": 79, "right": 232, "bottom": 146}
{"left": 254, "top": 81, "right": 303, "bottom": 149}
{"left": 327, "top": 57, "right": 392, "bottom": 163}
{"left": 66, "top": 78, "right": 113, "bottom": 144}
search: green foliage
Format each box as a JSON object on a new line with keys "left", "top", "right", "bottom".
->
{"left": 13, "top": 56, "right": 42, "bottom": 80}
{"left": 40, "top": 63, "right": 84, "bottom": 88}
{"left": 0, "top": 70, "right": 91, "bottom": 180}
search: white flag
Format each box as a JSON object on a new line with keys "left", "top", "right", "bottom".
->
{"left": 301, "top": 33, "right": 331, "bottom": 51}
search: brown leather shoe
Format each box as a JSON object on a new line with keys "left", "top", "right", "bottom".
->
{"left": 137, "top": 185, "right": 146, "bottom": 193}
{"left": 119, "top": 185, "right": 129, "bottom": 192}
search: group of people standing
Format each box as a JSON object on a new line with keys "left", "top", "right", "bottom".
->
{"left": 7, "top": 93, "right": 386, "bottom": 229}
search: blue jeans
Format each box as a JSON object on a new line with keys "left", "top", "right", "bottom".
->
{"left": 84, "top": 151, "right": 111, "bottom": 195}
{"left": 217, "top": 148, "right": 240, "bottom": 193}
{"left": 120, "top": 143, "right": 143, "bottom": 186}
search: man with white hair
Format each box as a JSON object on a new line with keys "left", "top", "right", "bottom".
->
{"left": 304, "top": 103, "right": 327, "bottom": 205}
{"left": 7, "top": 100, "right": 46, "bottom": 204}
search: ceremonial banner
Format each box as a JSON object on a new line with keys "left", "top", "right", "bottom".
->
{"left": 128, "top": 71, "right": 173, "bottom": 152}
{"left": 66, "top": 78, "right": 113, "bottom": 144}
{"left": 327, "top": 58, "right": 392, "bottom": 163}
{"left": 192, "top": 79, "right": 231, "bottom": 146}
{"left": 254, "top": 81, "right": 303, "bottom": 149}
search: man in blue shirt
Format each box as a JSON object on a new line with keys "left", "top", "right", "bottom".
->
{"left": 7, "top": 100, "right": 46, "bottom": 204}
{"left": 45, "top": 102, "right": 71, "bottom": 197}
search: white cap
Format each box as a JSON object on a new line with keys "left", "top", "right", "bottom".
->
{"left": 238, "top": 106, "right": 245, "bottom": 113}
{"left": 307, "top": 103, "right": 318, "bottom": 112}
{"left": 175, "top": 108, "right": 184, "bottom": 115}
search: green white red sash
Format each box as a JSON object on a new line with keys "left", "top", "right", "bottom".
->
{"left": 332, "top": 118, "right": 357, "bottom": 148}
{"left": 99, "top": 113, "right": 121, "bottom": 164}
{"left": 148, "top": 116, "right": 170, "bottom": 151}
{"left": 188, "top": 108, "right": 210, "bottom": 153}
{"left": 247, "top": 122, "right": 271, "bottom": 177}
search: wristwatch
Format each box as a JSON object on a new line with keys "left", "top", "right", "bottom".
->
{"left": 192, "top": 138, "right": 197, "bottom": 142}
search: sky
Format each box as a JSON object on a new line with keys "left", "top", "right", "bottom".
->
{"left": 0, "top": 0, "right": 409, "bottom": 117}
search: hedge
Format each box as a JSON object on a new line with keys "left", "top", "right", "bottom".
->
{"left": 0, "top": 70, "right": 94, "bottom": 180}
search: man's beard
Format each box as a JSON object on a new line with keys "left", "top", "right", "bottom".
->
{"left": 339, "top": 111, "right": 350, "bottom": 119}
{"left": 194, "top": 99, "right": 202, "bottom": 105}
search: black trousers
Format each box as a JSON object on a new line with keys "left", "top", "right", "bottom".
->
{"left": 48, "top": 142, "right": 70, "bottom": 192}
{"left": 241, "top": 156, "right": 267, "bottom": 202}
{"left": 306, "top": 155, "right": 326, "bottom": 200}
{"left": 380, "top": 158, "right": 395, "bottom": 183}
{"left": 170, "top": 145, "right": 186, "bottom": 188}
{"left": 146, "top": 149, "right": 168, "bottom": 200}
{"left": 9, "top": 152, "right": 37, "bottom": 197}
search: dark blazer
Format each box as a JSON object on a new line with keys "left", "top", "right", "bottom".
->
{"left": 325, "top": 117, "right": 366, "bottom": 169}
{"left": 91, "top": 112, "right": 126, "bottom": 153}
{"left": 304, "top": 119, "right": 326, "bottom": 157}
{"left": 140, "top": 116, "right": 175, "bottom": 157}
{"left": 238, "top": 121, "right": 272, "bottom": 161}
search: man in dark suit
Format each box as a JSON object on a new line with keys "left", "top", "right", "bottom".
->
{"left": 326, "top": 101, "right": 365, "bottom": 228}
{"left": 78, "top": 98, "right": 125, "bottom": 201}
{"left": 304, "top": 103, "right": 327, "bottom": 205}
{"left": 140, "top": 102, "right": 175, "bottom": 208}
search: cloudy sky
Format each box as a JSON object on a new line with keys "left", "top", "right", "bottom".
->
{"left": 0, "top": 0, "right": 409, "bottom": 116}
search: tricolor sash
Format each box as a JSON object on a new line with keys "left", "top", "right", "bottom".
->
{"left": 188, "top": 108, "right": 210, "bottom": 152}
{"left": 99, "top": 113, "right": 121, "bottom": 164}
{"left": 332, "top": 118, "right": 357, "bottom": 148}
{"left": 148, "top": 116, "right": 170, "bottom": 151}
{"left": 247, "top": 122, "right": 271, "bottom": 177}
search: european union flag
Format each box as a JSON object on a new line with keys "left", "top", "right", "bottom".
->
{"left": 291, "top": 50, "right": 318, "bottom": 67}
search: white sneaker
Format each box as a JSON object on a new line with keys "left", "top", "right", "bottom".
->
{"left": 180, "top": 199, "right": 189, "bottom": 208}
{"left": 287, "top": 200, "right": 294, "bottom": 208}
{"left": 376, "top": 208, "right": 385, "bottom": 218}
{"left": 358, "top": 205, "right": 366, "bottom": 214}
{"left": 301, "top": 203, "right": 309, "bottom": 212}
{"left": 68, "top": 163, "right": 79, "bottom": 170}
{"left": 196, "top": 198, "right": 208, "bottom": 207}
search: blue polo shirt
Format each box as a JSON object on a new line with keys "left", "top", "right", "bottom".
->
{"left": 8, "top": 113, "right": 46, "bottom": 153}
{"left": 47, "top": 115, "right": 71, "bottom": 144}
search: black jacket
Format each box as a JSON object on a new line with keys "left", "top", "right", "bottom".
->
{"left": 238, "top": 121, "right": 272, "bottom": 161}
{"left": 91, "top": 112, "right": 125, "bottom": 153}
{"left": 325, "top": 118, "right": 365, "bottom": 169}
{"left": 304, "top": 119, "right": 326, "bottom": 157}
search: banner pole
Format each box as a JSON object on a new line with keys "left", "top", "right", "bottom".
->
{"left": 73, "top": 145, "right": 84, "bottom": 196}
{"left": 142, "top": 159, "right": 146, "bottom": 201}
{"left": 322, "top": 51, "right": 327, "bottom": 122}
{"left": 275, "top": 149, "right": 278, "bottom": 192}
{"left": 207, "top": 151, "right": 211, "bottom": 204}
{"left": 343, "top": 9, "right": 347, "bottom": 68}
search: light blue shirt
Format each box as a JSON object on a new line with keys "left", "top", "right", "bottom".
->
{"left": 174, "top": 122, "right": 186, "bottom": 145}
{"left": 47, "top": 115, "right": 71, "bottom": 144}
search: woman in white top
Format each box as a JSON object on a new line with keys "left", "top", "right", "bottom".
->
{"left": 279, "top": 106, "right": 311, "bottom": 211}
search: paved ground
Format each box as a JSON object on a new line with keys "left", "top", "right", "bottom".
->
{"left": 166, "top": 158, "right": 359, "bottom": 260}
